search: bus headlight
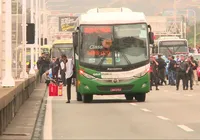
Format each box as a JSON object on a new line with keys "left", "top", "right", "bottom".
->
{"left": 79, "top": 70, "right": 95, "bottom": 79}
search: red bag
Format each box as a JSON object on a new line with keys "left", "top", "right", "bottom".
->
{"left": 49, "top": 83, "right": 58, "bottom": 96}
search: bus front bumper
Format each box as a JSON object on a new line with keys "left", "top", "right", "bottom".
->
{"left": 78, "top": 73, "right": 150, "bottom": 95}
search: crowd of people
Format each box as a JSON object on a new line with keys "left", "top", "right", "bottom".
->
{"left": 150, "top": 54, "right": 199, "bottom": 91}
{"left": 37, "top": 52, "right": 75, "bottom": 103}
{"left": 36, "top": 51, "right": 199, "bottom": 103}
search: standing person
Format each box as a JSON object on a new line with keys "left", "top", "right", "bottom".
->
{"left": 190, "top": 56, "right": 199, "bottom": 85}
{"left": 150, "top": 56, "right": 159, "bottom": 90}
{"left": 37, "top": 53, "right": 50, "bottom": 82}
{"left": 52, "top": 57, "right": 60, "bottom": 82}
{"left": 175, "top": 55, "right": 188, "bottom": 90}
{"left": 175, "top": 55, "right": 180, "bottom": 62}
{"left": 168, "top": 55, "right": 176, "bottom": 86}
{"left": 65, "top": 58, "right": 74, "bottom": 103}
{"left": 60, "top": 55, "right": 68, "bottom": 86}
{"left": 156, "top": 54, "right": 167, "bottom": 85}
{"left": 185, "top": 57, "right": 194, "bottom": 90}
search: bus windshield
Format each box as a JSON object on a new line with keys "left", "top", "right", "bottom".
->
{"left": 79, "top": 24, "right": 148, "bottom": 68}
{"left": 159, "top": 40, "right": 188, "bottom": 56}
{"left": 51, "top": 44, "right": 73, "bottom": 58}
{"left": 41, "top": 48, "right": 50, "bottom": 54}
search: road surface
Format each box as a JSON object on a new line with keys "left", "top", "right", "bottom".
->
{"left": 42, "top": 85, "right": 200, "bottom": 139}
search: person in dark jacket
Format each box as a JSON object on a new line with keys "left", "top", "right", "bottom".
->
{"left": 150, "top": 56, "right": 159, "bottom": 90}
{"left": 185, "top": 56, "right": 196, "bottom": 90}
{"left": 37, "top": 53, "right": 50, "bottom": 82}
{"left": 156, "top": 54, "right": 167, "bottom": 85}
{"left": 175, "top": 55, "right": 188, "bottom": 90}
{"left": 60, "top": 55, "right": 68, "bottom": 86}
{"left": 52, "top": 57, "right": 60, "bottom": 82}
{"left": 168, "top": 55, "right": 176, "bottom": 85}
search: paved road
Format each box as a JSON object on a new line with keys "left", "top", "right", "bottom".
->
{"left": 43, "top": 84, "right": 200, "bottom": 139}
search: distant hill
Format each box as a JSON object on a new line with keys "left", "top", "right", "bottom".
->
{"left": 46, "top": 0, "right": 200, "bottom": 20}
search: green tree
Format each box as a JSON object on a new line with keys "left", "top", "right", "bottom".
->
{"left": 186, "top": 22, "right": 200, "bottom": 47}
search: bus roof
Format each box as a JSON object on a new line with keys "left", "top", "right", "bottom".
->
{"left": 157, "top": 38, "right": 188, "bottom": 42}
{"left": 77, "top": 12, "right": 146, "bottom": 25}
{"left": 52, "top": 39, "right": 72, "bottom": 44}
{"left": 41, "top": 45, "right": 51, "bottom": 48}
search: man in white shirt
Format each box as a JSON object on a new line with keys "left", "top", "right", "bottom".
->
{"left": 60, "top": 55, "right": 74, "bottom": 103}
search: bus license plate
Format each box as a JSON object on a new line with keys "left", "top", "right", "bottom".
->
{"left": 110, "top": 88, "right": 122, "bottom": 92}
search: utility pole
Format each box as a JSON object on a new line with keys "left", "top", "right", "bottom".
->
{"left": 2, "top": 0, "right": 15, "bottom": 87}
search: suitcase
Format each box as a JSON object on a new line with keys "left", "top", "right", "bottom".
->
{"left": 49, "top": 83, "right": 58, "bottom": 96}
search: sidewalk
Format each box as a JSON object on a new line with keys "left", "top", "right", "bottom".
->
{"left": 0, "top": 83, "right": 47, "bottom": 140}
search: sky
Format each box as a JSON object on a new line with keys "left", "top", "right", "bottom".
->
{"left": 18, "top": 0, "right": 200, "bottom": 19}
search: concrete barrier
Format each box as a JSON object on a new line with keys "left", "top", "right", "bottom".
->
{"left": 0, "top": 72, "right": 40, "bottom": 135}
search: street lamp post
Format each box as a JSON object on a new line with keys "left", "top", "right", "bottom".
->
{"left": 20, "top": 0, "right": 28, "bottom": 79}
{"left": 38, "top": 0, "right": 41, "bottom": 56}
{"left": 2, "top": 0, "right": 15, "bottom": 87}
{"left": 35, "top": 0, "right": 39, "bottom": 69}
{"left": 43, "top": 0, "right": 48, "bottom": 45}
{"left": 29, "top": 0, "right": 36, "bottom": 75}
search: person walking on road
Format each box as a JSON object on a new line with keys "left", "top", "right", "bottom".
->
{"left": 175, "top": 55, "right": 188, "bottom": 90}
{"left": 61, "top": 56, "right": 74, "bottom": 103}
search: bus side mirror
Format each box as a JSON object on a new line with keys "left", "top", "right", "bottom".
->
{"left": 73, "top": 32, "right": 78, "bottom": 48}
{"left": 152, "top": 46, "right": 155, "bottom": 53}
{"left": 149, "top": 32, "right": 154, "bottom": 45}
{"left": 50, "top": 49, "right": 52, "bottom": 58}
{"left": 148, "top": 25, "right": 154, "bottom": 45}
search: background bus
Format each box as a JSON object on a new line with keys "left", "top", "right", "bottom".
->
{"left": 73, "top": 7, "right": 154, "bottom": 103}
{"left": 153, "top": 37, "right": 189, "bottom": 57}
{"left": 51, "top": 39, "right": 74, "bottom": 59}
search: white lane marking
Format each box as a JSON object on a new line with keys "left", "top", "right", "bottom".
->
{"left": 43, "top": 96, "right": 52, "bottom": 139}
{"left": 141, "top": 108, "right": 151, "bottom": 112}
{"left": 184, "top": 94, "right": 193, "bottom": 97}
{"left": 130, "top": 103, "right": 137, "bottom": 106}
{"left": 157, "top": 116, "right": 170, "bottom": 120}
{"left": 177, "top": 125, "right": 194, "bottom": 132}
{"left": 35, "top": 88, "right": 45, "bottom": 91}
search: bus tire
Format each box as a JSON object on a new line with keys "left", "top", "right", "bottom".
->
{"left": 125, "top": 94, "right": 134, "bottom": 101}
{"left": 135, "top": 93, "right": 146, "bottom": 102}
{"left": 82, "top": 94, "right": 93, "bottom": 103}
{"left": 77, "top": 92, "right": 82, "bottom": 101}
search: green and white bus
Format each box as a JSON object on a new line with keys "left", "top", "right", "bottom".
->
{"left": 73, "top": 7, "right": 154, "bottom": 103}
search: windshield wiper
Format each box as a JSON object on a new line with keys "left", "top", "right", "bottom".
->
{"left": 115, "top": 49, "right": 131, "bottom": 65}
{"left": 80, "top": 33, "right": 83, "bottom": 49}
{"left": 96, "top": 49, "right": 110, "bottom": 70}
{"left": 57, "top": 48, "right": 63, "bottom": 55}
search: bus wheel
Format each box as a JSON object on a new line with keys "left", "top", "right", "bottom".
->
{"left": 125, "top": 94, "right": 134, "bottom": 101}
{"left": 135, "top": 93, "right": 146, "bottom": 102}
{"left": 77, "top": 92, "right": 82, "bottom": 101}
{"left": 82, "top": 95, "right": 93, "bottom": 103}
